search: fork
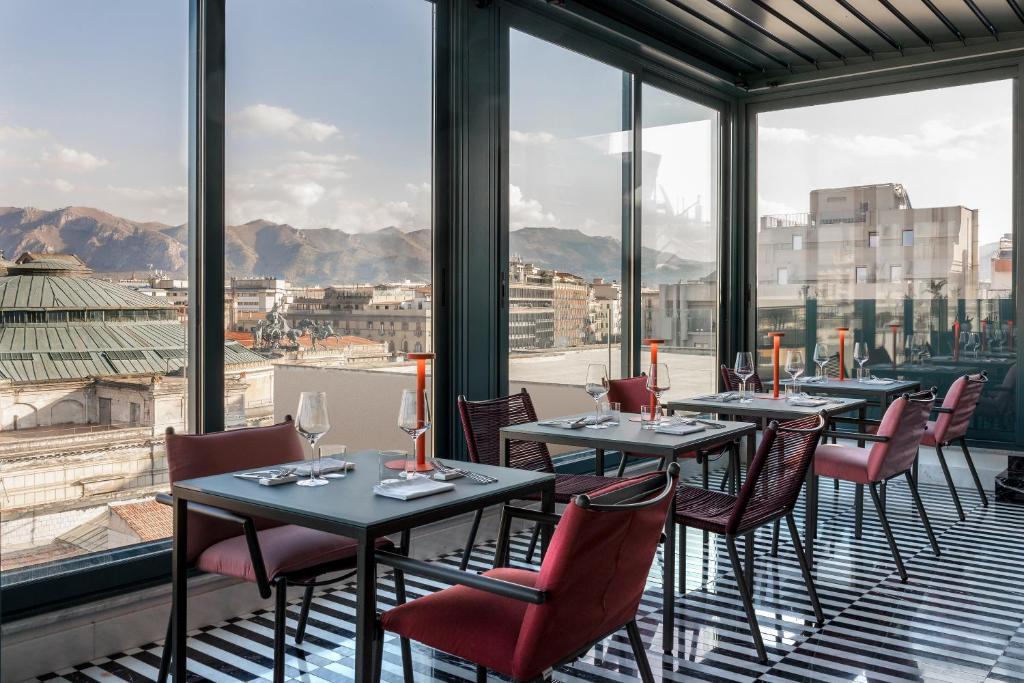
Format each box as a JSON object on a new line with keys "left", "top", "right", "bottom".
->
{"left": 433, "top": 460, "right": 497, "bottom": 484}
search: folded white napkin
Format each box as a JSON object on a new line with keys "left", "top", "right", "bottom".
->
{"left": 374, "top": 477, "right": 455, "bottom": 500}
{"left": 863, "top": 377, "right": 896, "bottom": 384}
{"left": 655, "top": 424, "right": 705, "bottom": 436}
{"left": 787, "top": 396, "right": 829, "bottom": 407}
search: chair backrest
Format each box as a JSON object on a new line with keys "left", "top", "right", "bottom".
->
{"left": 868, "top": 394, "right": 931, "bottom": 480}
{"left": 728, "top": 413, "right": 824, "bottom": 534}
{"left": 933, "top": 373, "right": 987, "bottom": 443}
{"left": 511, "top": 466, "right": 679, "bottom": 680}
{"left": 166, "top": 419, "right": 305, "bottom": 561}
{"left": 606, "top": 375, "right": 651, "bottom": 412}
{"left": 457, "top": 389, "right": 554, "bottom": 472}
{"left": 720, "top": 364, "right": 764, "bottom": 392}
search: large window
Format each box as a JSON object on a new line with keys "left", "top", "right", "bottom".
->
{"left": 0, "top": 2, "right": 188, "bottom": 578}
{"left": 507, "top": 30, "right": 628, "bottom": 414}
{"left": 224, "top": 0, "right": 434, "bottom": 453}
{"left": 640, "top": 84, "right": 720, "bottom": 400}
{"left": 756, "top": 80, "right": 1016, "bottom": 444}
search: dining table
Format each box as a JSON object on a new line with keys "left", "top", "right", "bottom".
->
{"left": 664, "top": 392, "right": 868, "bottom": 567}
{"left": 170, "top": 451, "right": 555, "bottom": 683}
{"left": 499, "top": 413, "right": 756, "bottom": 652}
{"left": 769, "top": 376, "right": 921, "bottom": 412}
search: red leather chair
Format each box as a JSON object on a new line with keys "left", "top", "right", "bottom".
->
{"left": 372, "top": 465, "right": 680, "bottom": 683}
{"left": 607, "top": 375, "right": 665, "bottom": 476}
{"left": 922, "top": 373, "right": 989, "bottom": 520}
{"left": 156, "top": 419, "right": 394, "bottom": 683}
{"left": 456, "top": 389, "right": 638, "bottom": 569}
{"left": 814, "top": 394, "right": 940, "bottom": 584}
{"left": 672, "top": 413, "right": 826, "bottom": 663}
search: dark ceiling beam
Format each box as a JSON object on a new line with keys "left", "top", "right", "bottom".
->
{"left": 835, "top": 0, "right": 903, "bottom": 52}
{"left": 747, "top": 0, "right": 846, "bottom": 62}
{"left": 919, "top": 0, "right": 966, "bottom": 43}
{"left": 1009, "top": 0, "right": 1024, "bottom": 26}
{"left": 963, "top": 0, "right": 999, "bottom": 38}
{"left": 662, "top": 0, "right": 790, "bottom": 69}
{"left": 701, "top": 0, "right": 817, "bottom": 65}
{"left": 790, "top": 0, "right": 873, "bottom": 56}
{"left": 620, "top": 0, "right": 763, "bottom": 75}
{"left": 877, "top": 0, "right": 934, "bottom": 49}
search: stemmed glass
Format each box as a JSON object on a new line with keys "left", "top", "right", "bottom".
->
{"left": 813, "top": 343, "right": 829, "bottom": 379}
{"left": 734, "top": 352, "right": 754, "bottom": 403}
{"left": 968, "top": 332, "right": 981, "bottom": 358}
{"left": 295, "top": 391, "right": 330, "bottom": 487}
{"left": 584, "top": 364, "right": 610, "bottom": 429}
{"left": 784, "top": 350, "right": 804, "bottom": 397}
{"left": 853, "top": 342, "right": 869, "bottom": 381}
{"left": 646, "top": 363, "right": 671, "bottom": 416}
{"left": 398, "top": 389, "right": 431, "bottom": 479}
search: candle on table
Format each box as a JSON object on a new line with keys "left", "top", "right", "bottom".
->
{"left": 388, "top": 352, "right": 435, "bottom": 472}
{"left": 836, "top": 327, "right": 849, "bottom": 381}
{"left": 643, "top": 339, "right": 665, "bottom": 416}
{"left": 768, "top": 332, "right": 784, "bottom": 399}
{"left": 953, "top": 320, "right": 961, "bottom": 361}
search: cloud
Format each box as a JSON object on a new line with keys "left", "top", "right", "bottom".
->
{"left": 758, "top": 126, "right": 812, "bottom": 144}
{"left": 230, "top": 104, "right": 340, "bottom": 142}
{"left": 510, "top": 130, "right": 556, "bottom": 145}
{"left": 0, "top": 124, "right": 48, "bottom": 141}
{"left": 509, "top": 184, "right": 556, "bottom": 228}
{"left": 43, "top": 145, "right": 108, "bottom": 170}
{"left": 107, "top": 185, "right": 187, "bottom": 201}
{"left": 21, "top": 177, "right": 73, "bottom": 192}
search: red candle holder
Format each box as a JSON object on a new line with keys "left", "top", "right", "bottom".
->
{"left": 386, "top": 352, "right": 435, "bottom": 473}
{"left": 643, "top": 339, "right": 665, "bottom": 416}
{"left": 768, "top": 332, "right": 784, "bottom": 399}
{"left": 889, "top": 323, "right": 901, "bottom": 369}
{"left": 836, "top": 328, "right": 849, "bottom": 381}
{"left": 953, "top": 320, "right": 961, "bottom": 362}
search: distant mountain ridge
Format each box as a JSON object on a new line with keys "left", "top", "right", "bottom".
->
{"left": 0, "top": 206, "right": 713, "bottom": 286}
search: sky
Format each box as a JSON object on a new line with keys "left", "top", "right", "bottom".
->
{"left": 0, "top": 2, "right": 1014, "bottom": 248}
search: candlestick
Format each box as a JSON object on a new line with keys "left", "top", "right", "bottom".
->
{"left": 387, "top": 352, "right": 435, "bottom": 473}
{"left": 768, "top": 333, "right": 784, "bottom": 399}
{"left": 643, "top": 339, "right": 665, "bottom": 416}
{"left": 889, "top": 323, "right": 900, "bottom": 369}
{"left": 953, "top": 320, "right": 961, "bottom": 362}
{"left": 836, "top": 328, "right": 849, "bottom": 381}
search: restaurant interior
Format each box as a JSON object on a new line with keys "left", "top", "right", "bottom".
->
{"left": 1, "top": 1, "right": 1023, "bottom": 682}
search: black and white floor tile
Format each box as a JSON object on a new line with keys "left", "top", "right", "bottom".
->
{"left": 30, "top": 474, "right": 1024, "bottom": 683}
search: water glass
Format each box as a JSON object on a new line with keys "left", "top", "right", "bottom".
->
{"left": 602, "top": 401, "right": 621, "bottom": 426}
{"left": 640, "top": 404, "right": 660, "bottom": 430}
{"left": 378, "top": 451, "right": 404, "bottom": 486}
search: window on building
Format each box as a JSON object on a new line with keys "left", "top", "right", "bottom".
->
{"left": 756, "top": 80, "right": 1015, "bottom": 445}
{"left": 224, "top": 0, "right": 433, "bottom": 452}
{"left": 0, "top": 1, "right": 189, "bottom": 584}
{"left": 792, "top": 235, "right": 803, "bottom": 251}
{"left": 777, "top": 268, "right": 789, "bottom": 285}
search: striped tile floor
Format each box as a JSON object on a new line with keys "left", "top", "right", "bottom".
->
{"left": 31, "top": 475, "right": 1024, "bottom": 683}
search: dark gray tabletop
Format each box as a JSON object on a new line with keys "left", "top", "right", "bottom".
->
{"left": 172, "top": 450, "right": 554, "bottom": 538}
{"left": 770, "top": 377, "right": 920, "bottom": 398}
{"left": 665, "top": 392, "right": 865, "bottom": 419}
{"left": 500, "top": 414, "right": 755, "bottom": 459}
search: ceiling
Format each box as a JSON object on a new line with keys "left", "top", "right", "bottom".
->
{"left": 577, "top": 0, "right": 1024, "bottom": 89}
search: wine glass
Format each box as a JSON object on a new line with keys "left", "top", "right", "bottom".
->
{"left": 813, "top": 343, "right": 829, "bottom": 379}
{"left": 968, "top": 332, "right": 981, "bottom": 358}
{"left": 784, "top": 350, "right": 804, "bottom": 397}
{"left": 646, "top": 363, "right": 671, "bottom": 415}
{"left": 734, "top": 352, "right": 754, "bottom": 403}
{"left": 295, "top": 392, "right": 330, "bottom": 487}
{"left": 853, "top": 342, "right": 869, "bottom": 381}
{"left": 584, "top": 364, "right": 610, "bottom": 429}
{"left": 397, "top": 389, "right": 431, "bottom": 479}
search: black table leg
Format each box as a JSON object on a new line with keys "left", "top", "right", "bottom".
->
{"left": 595, "top": 448, "right": 605, "bottom": 476}
{"left": 540, "top": 483, "right": 555, "bottom": 557}
{"left": 502, "top": 437, "right": 510, "bottom": 468}
{"left": 172, "top": 495, "right": 188, "bottom": 682}
{"left": 805, "top": 470, "right": 818, "bottom": 567}
{"left": 745, "top": 432, "right": 755, "bottom": 489}
{"left": 662, "top": 504, "right": 676, "bottom": 653}
{"left": 354, "top": 538, "right": 377, "bottom": 683}
{"left": 857, "top": 405, "right": 866, "bottom": 448}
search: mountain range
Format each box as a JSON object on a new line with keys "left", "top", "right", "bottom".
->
{"left": 0, "top": 206, "right": 714, "bottom": 286}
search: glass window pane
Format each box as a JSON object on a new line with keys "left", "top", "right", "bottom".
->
{"left": 507, "top": 31, "right": 628, "bottom": 415}
{"left": 0, "top": 1, "right": 187, "bottom": 578}
{"left": 756, "top": 80, "right": 1016, "bottom": 445}
{"left": 225, "top": 0, "right": 433, "bottom": 454}
{"left": 640, "top": 84, "right": 720, "bottom": 399}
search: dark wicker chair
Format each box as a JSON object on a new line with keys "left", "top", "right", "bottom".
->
{"left": 607, "top": 375, "right": 665, "bottom": 476}
{"left": 671, "top": 413, "right": 827, "bottom": 663}
{"left": 456, "top": 389, "right": 638, "bottom": 569}
{"left": 720, "top": 363, "right": 765, "bottom": 393}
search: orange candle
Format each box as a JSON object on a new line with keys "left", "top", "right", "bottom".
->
{"left": 643, "top": 339, "right": 665, "bottom": 415}
{"left": 889, "top": 323, "right": 900, "bottom": 368}
{"left": 836, "top": 327, "right": 849, "bottom": 381}
{"left": 406, "top": 352, "right": 434, "bottom": 472}
{"left": 768, "top": 332, "right": 784, "bottom": 399}
{"left": 953, "top": 320, "right": 961, "bottom": 361}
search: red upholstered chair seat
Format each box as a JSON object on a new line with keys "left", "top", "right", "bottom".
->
{"left": 381, "top": 567, "right": 538, "bottom": 676}
{"left": 813, "top": 443, "right": 873, "bottom": 484}
{"left": 196, "top": 526, "right": 392, "bottom": 583}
